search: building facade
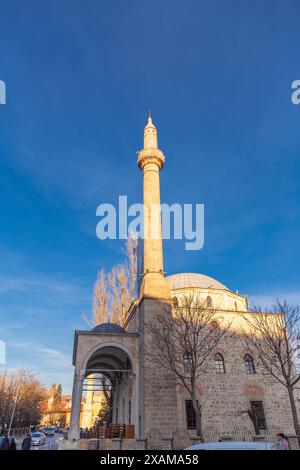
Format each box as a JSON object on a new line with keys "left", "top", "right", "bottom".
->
{"left": 68, "top": 115, "right": 295, "bottom": 444}
{"left": 41, "top": 383, "right": 103, "bottom": 430}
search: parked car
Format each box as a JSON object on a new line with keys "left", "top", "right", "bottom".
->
{"left": 185, "top": 441, "right": 276, "bottom": 450}
{"left": 30, "top": 432, "right": 46, "bottom": 446}
{"left": 42, "top": 427, "right": 55, "bottom": 437}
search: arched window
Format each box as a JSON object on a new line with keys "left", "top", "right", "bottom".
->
{"left": 244, "top": 354, "right": 255, "bottom": 374}
{"left": 172, "top": 296, "right": 178, "bottom": 306}
{"left": 206, "top": 296, "right": 213, "bottom": 308}
{"left": 214, "top": 353, "right": 225, "bottom": 373}
{"left": 234, "top": 301, "right": 238, "bottom": 311}
{"left": 211, "top": 320, "right": 220, "bottom": 330}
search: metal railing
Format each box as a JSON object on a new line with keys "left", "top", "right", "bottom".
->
{"left": 171, "top": 425, "right": 300, "bottom": 449}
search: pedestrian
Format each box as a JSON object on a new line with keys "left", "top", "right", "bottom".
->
{"left": 0, "top": 433, "right": 10, "bottom": 450}
{"left": 9, "top": 438, "right": 17, "bottom": 450}
{"left": 21, "top": 433, "right": 31, "bottom": 450}
{"left": 276, "top": 433, "right": 289, "bottom": 450}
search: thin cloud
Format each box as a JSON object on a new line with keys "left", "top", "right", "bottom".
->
{"left": 0, "top": 274, "right": 90, "bottom": 303}
{"left": 248, "top": 291, "right": 300, "bottom": 309}
{"left": 9, "top": 340, "right": 71, "bottom": 367}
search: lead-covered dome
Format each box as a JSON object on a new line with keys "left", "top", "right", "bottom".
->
{"left": 91, "top": 323, "right": 126, "bottom": 334}
{"left": 166, "top": 273, "right": 227, "bottom": 290}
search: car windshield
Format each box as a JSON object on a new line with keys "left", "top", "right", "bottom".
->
{"left": 44, "top": 428, "right": 54, "bottom": 431}
{"left": 31, "top": 433, "right": 42, "bottom": 437}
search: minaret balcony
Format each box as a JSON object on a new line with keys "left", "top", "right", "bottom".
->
{"left": 137, "top": 148, "right": 165, "bottom": 170}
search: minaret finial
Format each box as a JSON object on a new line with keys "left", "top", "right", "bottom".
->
{"left": 143, "top": 111, "right": 157, "bottom": 148}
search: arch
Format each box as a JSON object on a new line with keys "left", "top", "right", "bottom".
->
{"left": 243, "top": 384, "right": 264, "bottom": 398}
{"left": 214, "top": 352, "right": 225, "bottom": 373}
{"left": 244, "top": 353, "right": 256, "bottom": 375}
{"left": 83, "top": 344, "right": 134, "bottom": 423}
{"left": 80, "top": 340, "right": 135, "bottom": 376}
{"left": 84, "top": 346, "right": 133, "bottom": 382}
{"left": 172, "top": 296, "right": 179, "bottom": 306}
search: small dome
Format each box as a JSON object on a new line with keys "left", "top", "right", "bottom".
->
{"left": 91, "top": 322, "right": 126, "bottom": 334}
{"left": 166, "top": 273, "right": 227, "bottom": 290}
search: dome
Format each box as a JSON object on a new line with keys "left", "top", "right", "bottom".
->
{"left": 166, "top": 273, "right": 227, "bottom": 290}
{"left": 91, "top": 322, "right": 126, "bottom": 334}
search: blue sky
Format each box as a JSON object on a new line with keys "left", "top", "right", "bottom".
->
{"left": 0, "top": 0, "right": 300, "bottom": 392}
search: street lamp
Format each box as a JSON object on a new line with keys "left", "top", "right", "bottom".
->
{"left": 8, "top": 383, "right": 20, "bottom": 437}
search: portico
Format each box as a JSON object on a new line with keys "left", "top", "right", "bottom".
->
{"left": 68, "top": 324, "right": 138, "bottom": 440}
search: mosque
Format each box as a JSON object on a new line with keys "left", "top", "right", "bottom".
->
{"left": 67, "top": 115, "right": 294, "bottom": 446}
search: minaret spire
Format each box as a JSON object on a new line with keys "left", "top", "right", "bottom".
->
{"left": 143, "top": 111, "right": 158, "bottom": 149}
{"left": 137, "top": 113, "right": 170, "bottom": 301}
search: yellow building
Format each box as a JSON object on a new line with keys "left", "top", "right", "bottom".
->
{"left": 41, "top": 382, "right": 104, "bottom": 429}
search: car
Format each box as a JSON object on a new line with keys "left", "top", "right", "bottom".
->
{"left": 42, "top": 427, "right": 55, "bottom": 437}
{"left": 185, "top": 441, "right": 276, "bottom": 450}
{"left": 30, "top": 432, "right": 46, "bottom": 446}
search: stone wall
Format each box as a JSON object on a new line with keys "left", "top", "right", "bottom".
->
{"left": 140, "top": 298, "right": 179, "bottom": 438}
{"left": 176, "top": 332, "right": 295, "bottom": 437}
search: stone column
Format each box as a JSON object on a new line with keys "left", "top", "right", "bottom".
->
{"left": 68, "top": 371, "right": 84, "bottom": 441}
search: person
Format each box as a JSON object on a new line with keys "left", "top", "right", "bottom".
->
{"left": 9, "top": 438, "right": 17, "bottom": 450}
{"left": 21, "top": 433, "right": 32, "bottom": 450}
{"left": 0, "top": 433, "right": 10, "bottom": 450}
{"left": 276, "top": 433, "right": 289, "bottom": 450}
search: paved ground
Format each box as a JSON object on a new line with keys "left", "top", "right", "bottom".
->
{"left": 16, "top": 433, "right": 61, "bottom": 450}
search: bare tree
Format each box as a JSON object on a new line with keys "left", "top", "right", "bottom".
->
{"left": 0, "top": 370, "right": 46, "bottom": 429}
{"left": 242, "top": 300, "right": 300, "bottom": 435}
{"left": 147, "top": 294, "right": 231, "bottom": 437}
{"left": 97, "top": 375, "right": 114, "bottom": 426}
{"left": 107, "top": 234, "right": 138, "bottom": 325}
{"left": 238, "top": 408, "right": 260, "bottom": 435}
{"left": 93, "top": 269, "right": 108, "bottom": 325}
{"left": 83, "top": 269, "right": 108, "bottom": 327}
{"left": 83, "top": 235, "right": 138, "bottom": 328}
{"left": 108, "top": 264, "right": 129, "bottom": 325}
{"left": 124, "top": 232, "right": 138, "bottom": 300}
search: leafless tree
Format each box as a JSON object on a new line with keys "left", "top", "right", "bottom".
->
{"left": 83, "top": 235, "right": 138, "bottom": 328}
{"left": 108, "top": 264, "right": 129, "bottom": 325}
{"left": 93, "top": 269, "right": 108, "bottom": 325}
{"left": 238, "top": 408, "right": 260, "bottom": 435}
{"left": 95, "top": 375, "right": 114, "bottom": 426}
{"left": 124, "top": 232, "right": 138, "bottom": 300}
{"left": 147, "top": 294, "right": 231, "bottom": 437}
{"left": 83, "top": 269, "right": 108, "bottom": 327}
{"left": 242, "top": 300, "right": 300, "bottom": 435}
{"left": 0, "top": 370, "right": 47, "bottom": 429}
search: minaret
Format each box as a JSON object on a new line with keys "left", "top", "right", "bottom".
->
{"left": 81, "top": 376, "right": 94, "bottom": 429}
{"left": 137, "top": 113, "right": 170, "bottom": 301}
{"left": 136, "top": 114, "right": 178, "bottom": 439}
